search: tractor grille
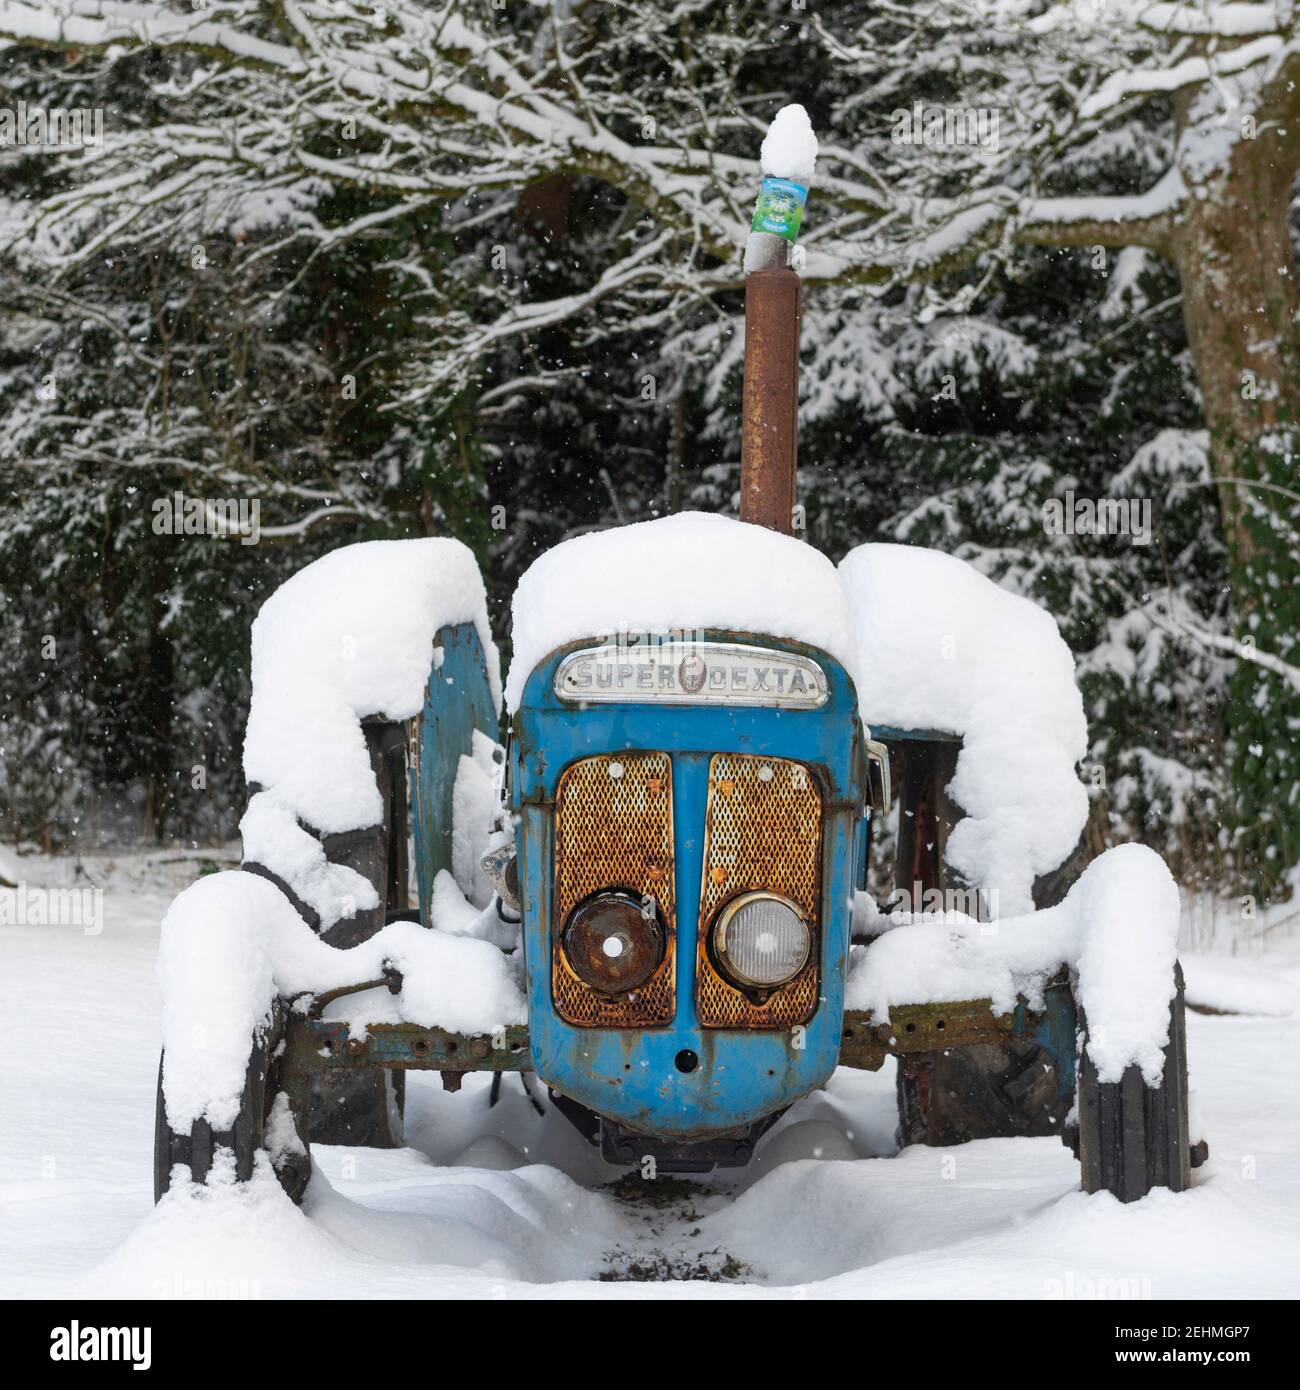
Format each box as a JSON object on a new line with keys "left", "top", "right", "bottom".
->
{"left": 552, "top": 752, "right": 676, "bottom": 1026}
{"left": 696, "top": 753, "right": 822, "bottom": 1028}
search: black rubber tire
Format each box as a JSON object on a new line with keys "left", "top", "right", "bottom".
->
{"left": 154, "top": 1004, "right": 311, "bottom": 1205}
{"left": 308, "top": 1068, "right": 406, "bottom": 1148}
{"left": 237, "top": 722, "right": 410, "bottom": 1149}
{"left": 1076, "top": 962, "right": 1193, "bottom": 1201}
{"left": 308, "top": 719, "right": 409, "bottom": 1148}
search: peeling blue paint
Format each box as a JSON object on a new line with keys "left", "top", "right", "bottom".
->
{"left": 412, "top": 621, "right": 498, "bottom": 923}
{"left": 512, "top": 632, "right": 865, "bottom": 1137}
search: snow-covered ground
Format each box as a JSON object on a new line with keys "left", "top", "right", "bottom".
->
{"left": 4, "top": 854, "right": 1299, "bottom": 1300}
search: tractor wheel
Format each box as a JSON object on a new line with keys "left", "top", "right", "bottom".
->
{"left": 307, "top": 718, "right": 409, "bottom": 1148}
{"left": 1076, "top": 962, "right": 1197, "bottom": 1201}
{"left": 154, "top": 1002, "right": 311, "bottom": 1205}
{"left": 891, "top": 740, "right": 1088, "bottom": 1147}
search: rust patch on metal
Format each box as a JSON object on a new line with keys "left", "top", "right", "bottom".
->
{"left": 838, "top": 1000, "right": 1020, "bottom": 1070}
{"left": 562, "top": 894, "right": 665, "bottom": 996}
{"left": 696, "top": 753, "right": 821, "bottom": 1028}
{"left": 288, "top": 1021, "right": 531, "bottom": 1071}
{"left": 740, "top": 266, "right": 801, "bottom": 535}
{"left": 552, "top": 752, "right": 676, "bottom": 1026}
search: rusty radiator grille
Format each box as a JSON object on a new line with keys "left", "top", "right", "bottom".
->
{"left": 696, "top": 753, "right": 822, "bottom": 1028}
{"left": 552, "top": 752, "right": 675, "bottom": 1027}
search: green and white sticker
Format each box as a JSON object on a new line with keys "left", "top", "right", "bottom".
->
{"left": 750, "top": 176, "right": 809, "bottom": 242}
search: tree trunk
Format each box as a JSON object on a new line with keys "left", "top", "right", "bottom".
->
{"left": 139, "top": 546, "right": 176, "bottom": 842}
{"left": 1171, "top": 89, "right": 1300, "bottom": 900}
{"left": 1172, "top": 96, "right": 1300, "bottom": 561}
{"left": 667, "top": 372, "right": 687, "bottom": 513}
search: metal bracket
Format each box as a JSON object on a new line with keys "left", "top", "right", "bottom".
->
{"left": 304, "top": 964, "right": 403, "bottom": 1020}
{"left": 839, "top": 998, "right": 1019, "bottom": 1070}
{"left": 839, "top": 975, "right": 1077, "bottom": 1080}
{"left": 285, "top": 1018, "right": 531, "bottom": 1073}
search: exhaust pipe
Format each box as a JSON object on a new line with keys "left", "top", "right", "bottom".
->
{"left": 739, "top": 106, "right": 816, "bottom": 539}
{"left": 740, "top": 267, "right": 801, "bottom": 536}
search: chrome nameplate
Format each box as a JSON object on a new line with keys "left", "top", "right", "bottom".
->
{"left": 554, "top": 641, "right": 828, "bottom": 709}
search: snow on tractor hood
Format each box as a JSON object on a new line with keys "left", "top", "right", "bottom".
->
{"left": 237, "top": 523, "right": 1085, "bottom": 926}
{"left": 504, "top": 512, "right": 859, "bottom": 712}
{"left": 840, "top": 543, "right": 1089, "bottom": 917}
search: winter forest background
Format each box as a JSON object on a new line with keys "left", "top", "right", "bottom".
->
{"left": 0, "top": 1, "right": 1296, "bottom": 928}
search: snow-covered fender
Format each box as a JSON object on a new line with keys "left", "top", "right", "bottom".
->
{"left": 511, "top": 631, "right": 864, "bottom": 1138}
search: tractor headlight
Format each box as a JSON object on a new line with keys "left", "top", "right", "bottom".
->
{"left": 712, "top": 892, "right": 811, "bottom": 989}
{"left": 562, "top": 891, "right": 664, "bottom": 996}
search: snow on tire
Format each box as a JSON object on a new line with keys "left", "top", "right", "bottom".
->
{"left": 154, "top": 1001, "right": 311, "bottom": 1205}
{"left": 301, "top": 719, "right": 409, "bottom": 1148}
{"left": 1077, "top": 962, "right": 1197, "bottom": 1202}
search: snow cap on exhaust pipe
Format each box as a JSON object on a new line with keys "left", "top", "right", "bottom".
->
{"left": 741, "top": 104, "right": 818, "bottom": 535}
{"left": 744, "top": 104, "right": 818, "bottom": 275}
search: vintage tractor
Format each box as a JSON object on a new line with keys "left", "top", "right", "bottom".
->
{"left": 154, "top": 114, "right": 1203, "bottom": 1210}
{"left": 153, "top": 525, "right": 1201, "bottom": 1204}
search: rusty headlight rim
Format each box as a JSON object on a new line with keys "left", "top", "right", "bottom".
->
{"left": 711, "top": 890, "right": 811, "bottom": 991}
{"left": 561, "top": 889, "right": 665, "bottom": 997}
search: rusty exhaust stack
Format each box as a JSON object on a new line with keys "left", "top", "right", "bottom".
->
{"left": 739, "top": 105, "right": 814, "bottom": 538}
{"left": 740, "top": 266, "right": 801, "bottom": 536}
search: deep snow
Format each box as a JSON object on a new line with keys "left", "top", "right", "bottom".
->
{"left": 3, "top": 854, "right": 1299, "bottom": 1299}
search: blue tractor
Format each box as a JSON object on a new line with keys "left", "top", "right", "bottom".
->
{"left": 153, "top": 534, "right": 1200, "bottom": 1206}
{"left": 153, "top": 166, "right": 1201, "bottom": 1211}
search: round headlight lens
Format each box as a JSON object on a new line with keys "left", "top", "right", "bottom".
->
{"left": 713, "top": 892, "right": 811, "bottom": 989}
{"left": 562, "top": 891, "right": 664, "bottom": 995}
